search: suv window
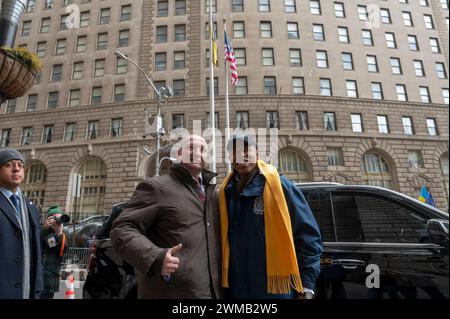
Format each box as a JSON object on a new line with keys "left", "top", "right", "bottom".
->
{"left": 332, "top": 192, "right": 429, "bottom": 244}
{"left": 303, "top": 191, "right": 336, "bottom": 242}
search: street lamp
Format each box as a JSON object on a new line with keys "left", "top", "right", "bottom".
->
{"left": 0, "top": 0, "right": 27, "bottom": 47}
{"left": 115, "top": 51, "right": 173, "bottom": 177}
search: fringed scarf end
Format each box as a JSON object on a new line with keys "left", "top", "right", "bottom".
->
{"left": 267, "top": 274, "right": 303, "bottom": 294}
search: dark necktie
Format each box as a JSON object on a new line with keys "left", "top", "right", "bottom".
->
{"left": 194, "top": 178, "right": 206, "bottom": 202}
{"left": 10, "top": 194, "right": 21, "bottom": 219}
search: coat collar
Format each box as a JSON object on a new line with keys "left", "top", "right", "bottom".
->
{"left": 0, "top": 190, "right": 22, "bottom": 229}
{"left": 170, "top": 164, "right": 218, "bottom": 187}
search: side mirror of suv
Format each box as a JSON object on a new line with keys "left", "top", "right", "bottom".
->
{"left": 427, "top": 219, "right": 449, "bottom": 247}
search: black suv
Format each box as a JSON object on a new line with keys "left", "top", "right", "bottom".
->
{"left": 83, "top": 183, "right": 449, "bottom": 299}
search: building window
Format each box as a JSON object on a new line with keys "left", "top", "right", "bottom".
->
{"left": 351, "top": 114, "right": 363, "bottom": 133}
{"left": 381, "top": 8, "right": 392, "bottom": 23}
{"left": 71, "top": 61, "right": 83, "bottom": 80}
{"left": 361, "top": 152, "right": 393, "bottom": 189}
{"left": 396, "top": 84, "right": 408, "bottom": 101}
{"left": 259, "top": 0, "right": 270, "bottom": 12}
{"left": 362, "top": 29, "right": 374, "bottom": 46}
{"left": 312, "top": 24, "right": 325, "bottom": 41}
{"left": 403, "top": 11, "right": 413, "bottom": 26}
{"left": 260, "top": 21, "right": 273, "bottom": 38}
{"left": 289, "top": 49, "right": 301, "bottom": 66}
{"left": 69, "top": 89, "right": 81, "bottom": 107}
{"left": 377, "top": 115, "right": 389, "bottom": 133}
{"left": 155, "top": 52, "right": 166, "bottom": 71}
{"left": 266, "top": 111, "right": 279, "bottom": 128}
{"left": 402, "top": 116, "right": 414, "bottom": 135}
{"left": 342, "top": 52, "right": 353, "bottom": 70}
{"left": 408, "top": 151, "right": 423, "bottom": 169}
{"left": 440, "top": 154, "right": 449, "bottom": 205}
{"left": 327, "top": 148, "right": 344, "bottom": 166}
{"left": 99, "top": 8, "right": 110, "bottom": 24}
{"left": 47, "top": 91, "right": 59, "bottom": 109}
{"left": 284, "top": 0, "right": 296, "bottom": 13}
{"left": 316, "top": 50, "right": 328, "bottom": 68}
{"left": 442, "top": 88, "right": 449, "bottom": 104}
{"left": 111, "top": 118, "right": 123, "bottom": 137}
{"left": 320, "top": 78, "right": 332, "bottom": 96}
{"left": 116, "top": 56, "right": 128, "bottom": 74}
{"left": 121, "top": 5, "right": 132, "bottom": 21}
{"left": 236, "top": 76, "right": 247, "bottom": 95}
{"left": 297, "top": 111, "right": 309, "bottom": 130}
{"left": 175, "top": 0, "right": 186, "bottom": 15}
{"left": 292, "top": 77, "right": 305, "bottom": 95}
{"left": 390, "top": 58, "right": 402, "bottom": 75}
{"left": 118, "top": 29, "right": 129, "bottom": 47}
{"left": 55, "top": 38, "right": 66, "bottom": 55}
{"left": 156, "top": 26, "right": 168, "bottom": 43}
{"left": 36, "top": 41, "right": 47, "bottom": 58}
{"left": 157, "top": 0, "right": 168, "bottom": 16}
{"left": 310, "top": 0, "right": 321, "bottom": 15}
{"left": 430, "top": 38, "right": 441, "bottom": 53}
{"left": 338, "top": 27, "right": 349, "bottom": 43}
{"left": 420, "top": 86, "right": 431, "bottom": 103}
{"left": 94, "top": 59, "right": 105, "bottom": 77}
{"left": 114, "top": 84, "right": 125, "bottom": 102}
{"left": 60, "top": 14, "right": 69, "bottom": 30}
{"left": 234, "top": 48, "right": 246, "bottom": 66}
{"left": 27, "top": 94, "right": 37, "bottom": 112}
{"left": 23, "top": 162, "right": 47, "bottom": 207}
{"left": 91, "top": 87, "right": 102, "bottom": 105}
{"left": 334, "top": 2, "right": 345, "bottom": 18}
{"left": 76, "top": 35, "right": 87, "bottom": 53}
{"left": 426, "top": 118, "right": 438, "bottom": 136}
{"left": 97, "top": 32, "right": 108, "bottom": 50}
{"left": 42, "top": 125, "right": 54, "bottom": 144}
{"left": 367, "top": 55, "right": 378, "bottom": 73}
{"left": 174, "top": 51, "right": 186, "bottom": 69}
{"left": 357, "top": 5, "right": 368, "bottom": 20}
{"left": 40, "top": 18, "right": 51, "bottom": 33}
{"left": 172, "top": 114, "right": 184, "bottom": 130}
{"left": 205, "top": 0, "right": 217, "bottom": 13}
{"left": 206, "top": 112, "right": 219, "bottom": 129}
{"left": 287, "top": 22, "right": 299, "bottom": 39}
{"left": 74, "top": 158, "right": 106, "bottom": 215}
{"left": 44, "top": 0, "right": 53, "bottom": 10}
{"left": 232, "top": 0, "right": 244, "bottom": 12}
{"left": 1, "top": 129, "right": 11, "bottom": 147}
{"left": 80, "top": 11, "right": 90, "bottom": 27}
{"left": 51, "top": 64, "right": 63, "bottom": 82}
{"left": 346, "top": 80, "right": 358, "bottom": 98}
{"left": 371, "top": 82, "right": 383, "bottom": 100}
{"left": 279, "top": 150, "right": 312, "bottom": 183}
{"left": 173, "top": 79, "right": 185, "bottom": 97}
{"left": 174, "top": 24, "right": 186, "bottom": 42}
{"left": 262, "top": 48, "right": 275, "bottom": 66}
{"left": 414, "top": 60, "right": 425, "bottom": 77}
{"left": 385, "top": 32, "right": 397, "bottom": 48}
{"left": 441, "top": 0, "right": 449, "bottom": 9}
{"left": 436, "top": 62, "right": 447, "bottom": 79}
{"left": 26, "top": 0, "right": 35, "bottom": 12}
{"left": 408, "top": 35, "right": 419, "bottom": 51}
{"left": 87, "top": 120, "right": 99, "bottom": 139}
{"left": 5, "top": 98, "right": 16, "bottom": 114}
{"left": 21, "top": 127, "right": 33, "bottom": 145}
{"left": 233, "top": 21, "right": 245, "bottom": 38}
{"left": 324, "top": 112, "right": 336, "bottom": 131}
{"left": 264, "top": 77, "right": 277, "bottom": 95}
{"left": 424, "top": 14, "right": 434, "bottom": 29}
{"left": 236, "top": 111, "right": 249, "bottom": 129}
{"left": 21, "top": 21, "right": 31, "bottom": 36}
{"left": 64, "top": 123, "right": 76, "bottom": 142}
{"left": 206, "top": 77, "right": 219, "bottom": 96}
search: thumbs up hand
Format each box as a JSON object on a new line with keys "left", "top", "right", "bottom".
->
{"left": 161, "top": 243, "right": 182, "bottom": 277}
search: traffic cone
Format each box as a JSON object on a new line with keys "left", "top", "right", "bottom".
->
{"left": 64, "top": 274, "right": 75, "bottom": 299}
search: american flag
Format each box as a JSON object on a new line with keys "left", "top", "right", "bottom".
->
{"left": 224, "top": 31, "right": 238, "bottom": 86}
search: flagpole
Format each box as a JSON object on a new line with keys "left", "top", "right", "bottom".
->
{"left": 224, "top": 18, "right": 232, "bottom": 173}
{"left": 209, "top": 0, "right": 217, "bottom": 178}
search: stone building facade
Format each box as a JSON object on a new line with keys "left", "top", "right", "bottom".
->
{"left": 0, "top": 0, "right": 448, "bottom": 214}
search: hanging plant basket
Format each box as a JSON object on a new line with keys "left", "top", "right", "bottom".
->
{"left": 0, "top": 47, "right": 39, "bottom": 103}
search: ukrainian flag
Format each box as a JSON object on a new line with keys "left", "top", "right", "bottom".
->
{"left": 419, "top": 185, "right": 436, "bottom": 207}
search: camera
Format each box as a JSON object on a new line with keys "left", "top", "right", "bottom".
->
{"left": 50, "top": 214, "right": 70, "bottom": 225}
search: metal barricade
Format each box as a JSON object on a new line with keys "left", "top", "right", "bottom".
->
{"left": 62, "top": 247, "right": 90, "bottom": 269}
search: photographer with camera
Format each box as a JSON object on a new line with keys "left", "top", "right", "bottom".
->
{"left": 39, "top": 206, "right": 69, "bottom": 299}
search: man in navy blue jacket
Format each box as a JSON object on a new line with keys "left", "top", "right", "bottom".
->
{"left": 222, "top": 134, "right": 322, "bottom": 299}
{"left": 0, "top": 148, "right": 43, "bottom": 299}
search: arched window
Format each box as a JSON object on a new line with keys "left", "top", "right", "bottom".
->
{"left": 73, "top": 158, "right": 106, "bottom": 215}
{"left": 440, "top": 154, "right": 449, "bottom": 205}
{"left": 278, "top": 149, "right": 312, "bottom": 183}
{"left": 23, "top": 162, "right": 47, "bottom": 207}
{"left": 360, "top": 152, "right": 394, "bottom": 189}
